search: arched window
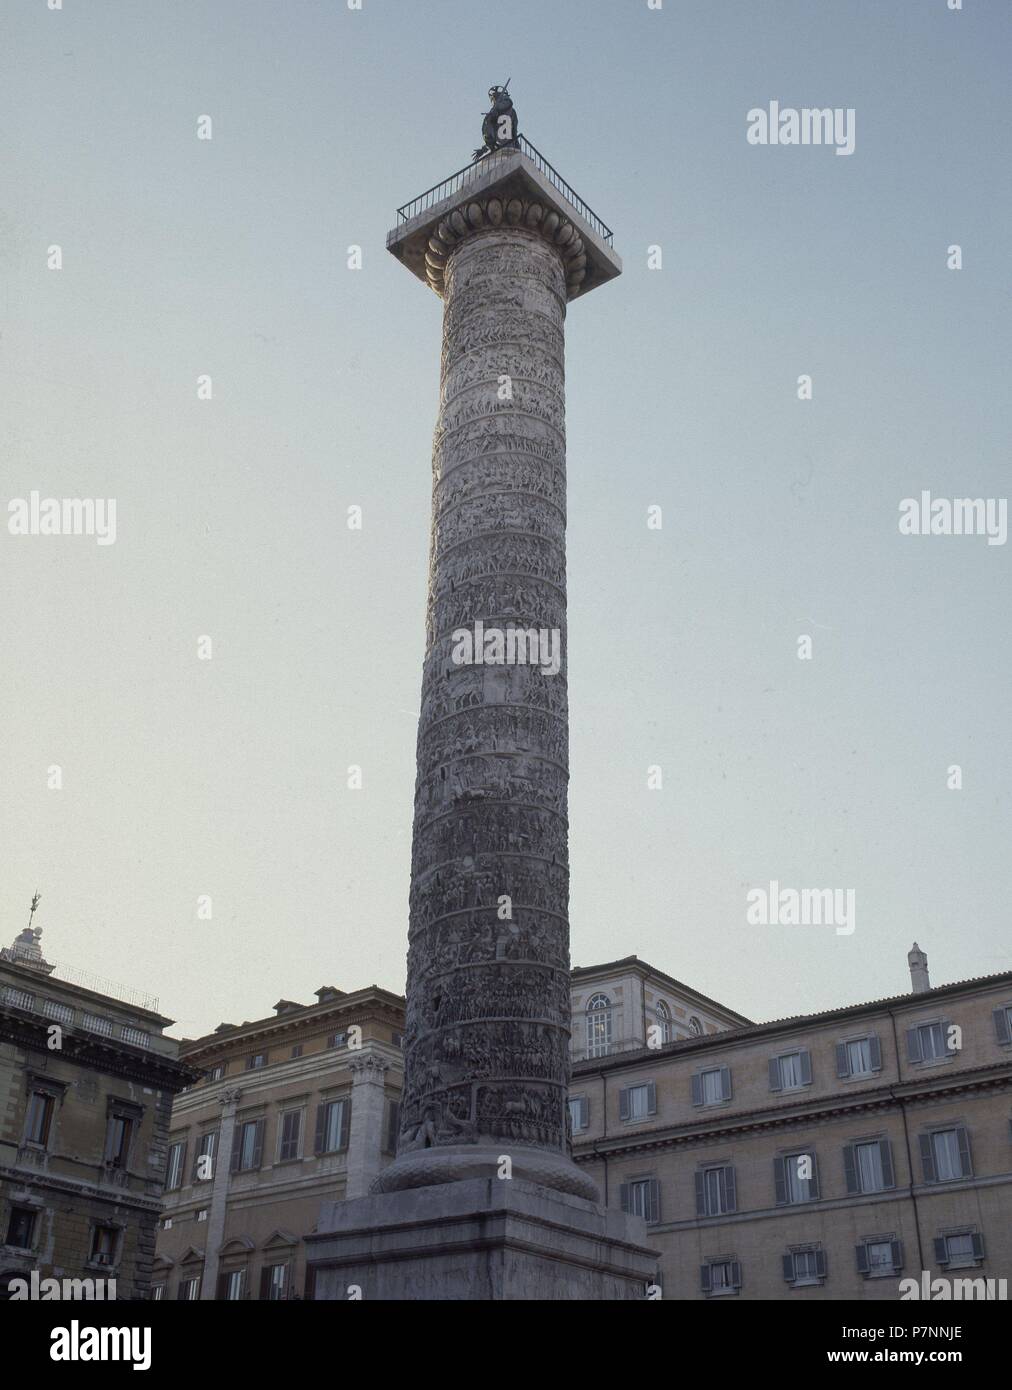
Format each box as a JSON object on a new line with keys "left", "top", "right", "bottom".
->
{"left": 586, "top": 993, "right": 612, "bottom": 1059}
{"left": 689, "top": 1015, "right": 704, "bottom": 1037}
{"left": 655, "top": 999, "right": 671, "bottom": 1044}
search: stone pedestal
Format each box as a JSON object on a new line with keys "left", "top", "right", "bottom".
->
{"left": 306, "top": 1179, "right": 658, "bottom": 1301}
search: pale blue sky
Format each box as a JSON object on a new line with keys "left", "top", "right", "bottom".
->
{"left": 2, "top": 0, "right": 1009, "bottom": 1037}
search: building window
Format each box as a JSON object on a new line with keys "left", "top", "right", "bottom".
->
{"left": 655, "top": 1000, "right": 671, "bottom": 1044}
{"left": 568, "top": 1095, "right": 589, "bottom": 1133}
{"left": 278, "top": 1109, "right": 303, "bottom": 1162}
{"left": 120, "top": 1026, "right": 150, "bottom": 1049}
{"left": 24, "top": 1090, "right": 55, "bottom": 1147}
{"left": 769, "top": 1050, "right": 812, "bottom": 1092}
{"left": 688, "top": 1016, "right": 703, "bottom": 1036}
{"left": 196, "top": 1209, "right": 209, "bottom": 1223}
{"left": 82, "top": 1013, "right": 114, "bottom": 1037}
{"left": 836, "top": 1035, "right": 881, "bottom": 1079}
{"left": 290, "top": 1044, "right": 303, "bottom": 1059}
{"left": 246, "top": 1053, "right": 267, "bottom": 1071}
{"left": 315, "top": 1098, "right": 350, "bottom": 1154}
{"left": 261, "top": 1263, "right": 289, "bottom": 1301}
{"left": 993, "top": 1004, "right": 1012, "bottom": 1046}
{"left": 844, "top": 1139, "right": 895, "bottom": 1194}
{"left": 231, "top": 1118, "right": 265, "bottom": 1173}
{"left": 586, "top": 994, "right": 612, "bottom": 1059}
{"left": 223, "top": 1269, "right": 246, "bottom": 1301}
{"left": 179, "top": 1276, "right": 201, "bottom": 1301}
{"left": 692, "top": 1066, "right": 731, "bottom": 1107}
{"left": 1, "top": 986, "right": 36, "bottom": 1011}
{"left": 857, "top": 1238, "right": 903, "bottom": 1277}
{"left": 326, "top": 1032, "right": 347, "bottom": 1050}
{"left": 161, "top": 1218, "right": 173, "bottom": 1231}
{"left": 104, "top": 1112, "right": 136, "bottom": 1168}
{"left": 783, "top": 1247, "right": 826, "bottom": 1287}
{"left": 620, "top": 1177, "right": 660, "bottom": 1224}
{"left": 384, "top": 1099, "right": 401, "bottom": 1154}
{"left": 619, "top": 1082, "right": 656, "bottom": 1122}
{"left": 165, "top": 1140, "right": 187, "bottom": 1191}
{"left": 207, "top": 1064, "right": 225, "bottom": 1082}
{"left": 193, "top": 1130, "right": 218, "bottom": 1181}
{"left": 695, "top": 1165, "right": 736, "bottom": 1217}
{"left": 920, "top": 1127, "right": 972, "bottom": 1183}
{"left": 5, "top": 1206, "right": 37, "bottom": 1249}
{"left": 775, "top": 1152, "right": 820, "bottom": 1205}
{"left": 391, "top": 1033, "right": 404, "bottom": 1048}
{"left": 151, "top": 1284, "right": 164, "bottom": 1301}
{"left": 906, "top": 1021, "right": 954, "bottom": 1064}
{"left": 701, "top": 1259, "right": 742, "bottom": 1296}
{"left": 89, "top": 1226, "right": 120, "bottom": 1268}
{"left": 934, "top": 1231, "right": 983, "bottom": 1270}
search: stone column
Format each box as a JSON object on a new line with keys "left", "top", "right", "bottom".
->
{"left": 199, "top": 1087, "right": 240, "bottom": 1300}
{"left": 344, "top": 1055, "right": 389, "bottom": 1199}
{"left": 375, "top": 188, "right": 597, "bottom": 1202}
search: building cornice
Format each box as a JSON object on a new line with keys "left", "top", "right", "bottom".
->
{"left": 0, "top": 1005, "right": 199, "bottom": 1090}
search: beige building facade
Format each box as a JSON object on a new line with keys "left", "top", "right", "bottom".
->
{"left": 154, "top": 983, "right": 404, "bottom": 1300}
{"left": 0, "top": 926, "right": 195, "bottom": 1300}
{"left": 571, "top": 947, "right": 1012, "bottom": 1299}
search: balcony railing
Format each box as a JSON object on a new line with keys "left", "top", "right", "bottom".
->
{"left": 396, "top": 135, "right": 614, "bottom": 246}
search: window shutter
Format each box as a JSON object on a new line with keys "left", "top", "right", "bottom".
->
{"left": 970, "top": 1232, "right": 984, "bottom": 1260}
{"left": 906, "top": 1027, "right": 922, "bottom": 1063}
{"left": 578, "top": 1096, "right": 588, "bottom": 1130}
{"left": 179, "top": 1142, "right": 188, "bottom": 1188}
{"left": 646, "top": 1081, "right": 657, "bottom": 1116}
{"left": 768, "top": 1058, "right": 782, "bottom": 1092}
{"left": 647, "top": 1178, "right": 660, "bottom": 1224}
{"left": 869, "top": 1035, "right": 882, "bottom": 1072}
{"left": 618, "top": 1088, "right": 630, "bottom": 1121}
{"left": 314, "top": 1104, "right": 326, "bottom": 1155}
{"left": 933, "top": 1237, "right": 948, "bottom": 1266}
{"left": 251, "top": 1120, "right": 264, "bottom": 1170}
{"left": 799, "top": 1050, "right": 812, "bottom": 1085}
{"left": 694, "top": 1171, "right": 705, "bottom": 1217}
{"left": 724, "top": 1166, "right": 736, "bottom": 1213}
{"left": 720, "top": 1065, "right": 732, "bottom": 1101}
{"left": 229, "top": 1124, "right": 242, "bottom": 1173}
{"left": 814, "top": 1248, "right": 826, "bottom": 1278}
{"left": 216, "top": 1271, "right": 228, "bottom": 1300}
{"left": 843, "top": 1144, "right": 858, "bottom": 1194}
{"left": 259, "top": 1266, "right": 271, "bottom": 1300}
{"left": 782, "top": 1253, "right": 795, "bottom": 1283}
{"left": 619, "top": 1182, "right": 631, "bottom": 1214}
{"left": 835, "top": 1043, "right": 850, "bottom": 1078}
{"left": 856, "top": 1243, "right": 869, "bottom": 1275}
{"left": 700, "top": 1264, "right": 711, "bottom": 1293}
{"left": 730, "top": 1260, "right": 742, "bottom": 1289}
{"left": 890, "top": 1239, "right": 903, "bottom": 1272}
{"left": 993, "top": 1006, "right": 1012, "bottom": 1045}
{"left": 691, "top": 1073, "right": 703, "bottom": 1107}
{"left": 956, "top": 1126, "right": 972, "bottom": 1177}
{"left": 103, "top": 1119, "right": 117, "bottom": 1163}
{"left": 774, "top": 1156, "right": 787, "bottom": 1205}
{"left": 919, "top": 1132, "right": 936, "bottom": 1183}
{"left": 879, "top": 1139, "right": 895, "bottom": 1189}
{"left": 339, "top": 1098, "right": 352, "bottom": 1151}
{"left": 808, "top": 1154, "right": 821, "bottom": 1200}
{"left": 386, "top": 1100, "right": 400, "bottom": 1154}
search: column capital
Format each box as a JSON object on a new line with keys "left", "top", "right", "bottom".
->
{"left": 348, "top": 1054, "right": 389, "bottom": 1082}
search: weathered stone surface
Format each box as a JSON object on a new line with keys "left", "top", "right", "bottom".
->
{"left": 376, "top": 220, "right": 595, "bottom": 1200}
{"left": 307, "top": 1180, "right": 658, "bottom": 1301}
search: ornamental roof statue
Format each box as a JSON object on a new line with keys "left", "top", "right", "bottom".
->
{"left": 473, "top": 80, "right": 519, "bottom": 162}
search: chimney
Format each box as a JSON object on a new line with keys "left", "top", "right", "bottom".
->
{"left": 908, "top": 942, "right": 930, "bottom": 993}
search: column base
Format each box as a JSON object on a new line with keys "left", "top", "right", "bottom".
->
{"left": 371, "top": 1143, "right": 600, "bottom": 1202}
{"left": 306, "top": 1178, "right": 660, "bottom": 1301}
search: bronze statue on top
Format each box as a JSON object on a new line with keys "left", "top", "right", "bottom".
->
{"left": 473, "top": 81, "right": 519, "bottom": 162}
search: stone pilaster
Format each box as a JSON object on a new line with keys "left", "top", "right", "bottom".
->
{"left": 199, "top": 1087, "right": 240, "bottom": 1300}
{"left": 344, "top": 1055, "right": 389, "bottom": 1199}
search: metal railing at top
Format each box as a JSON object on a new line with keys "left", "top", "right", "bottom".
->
{"left": 50, "top": 963, "right": 160, "bottom": 1014}
{"left": 396, "top": 135, "right": 614, "bottom": 246}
